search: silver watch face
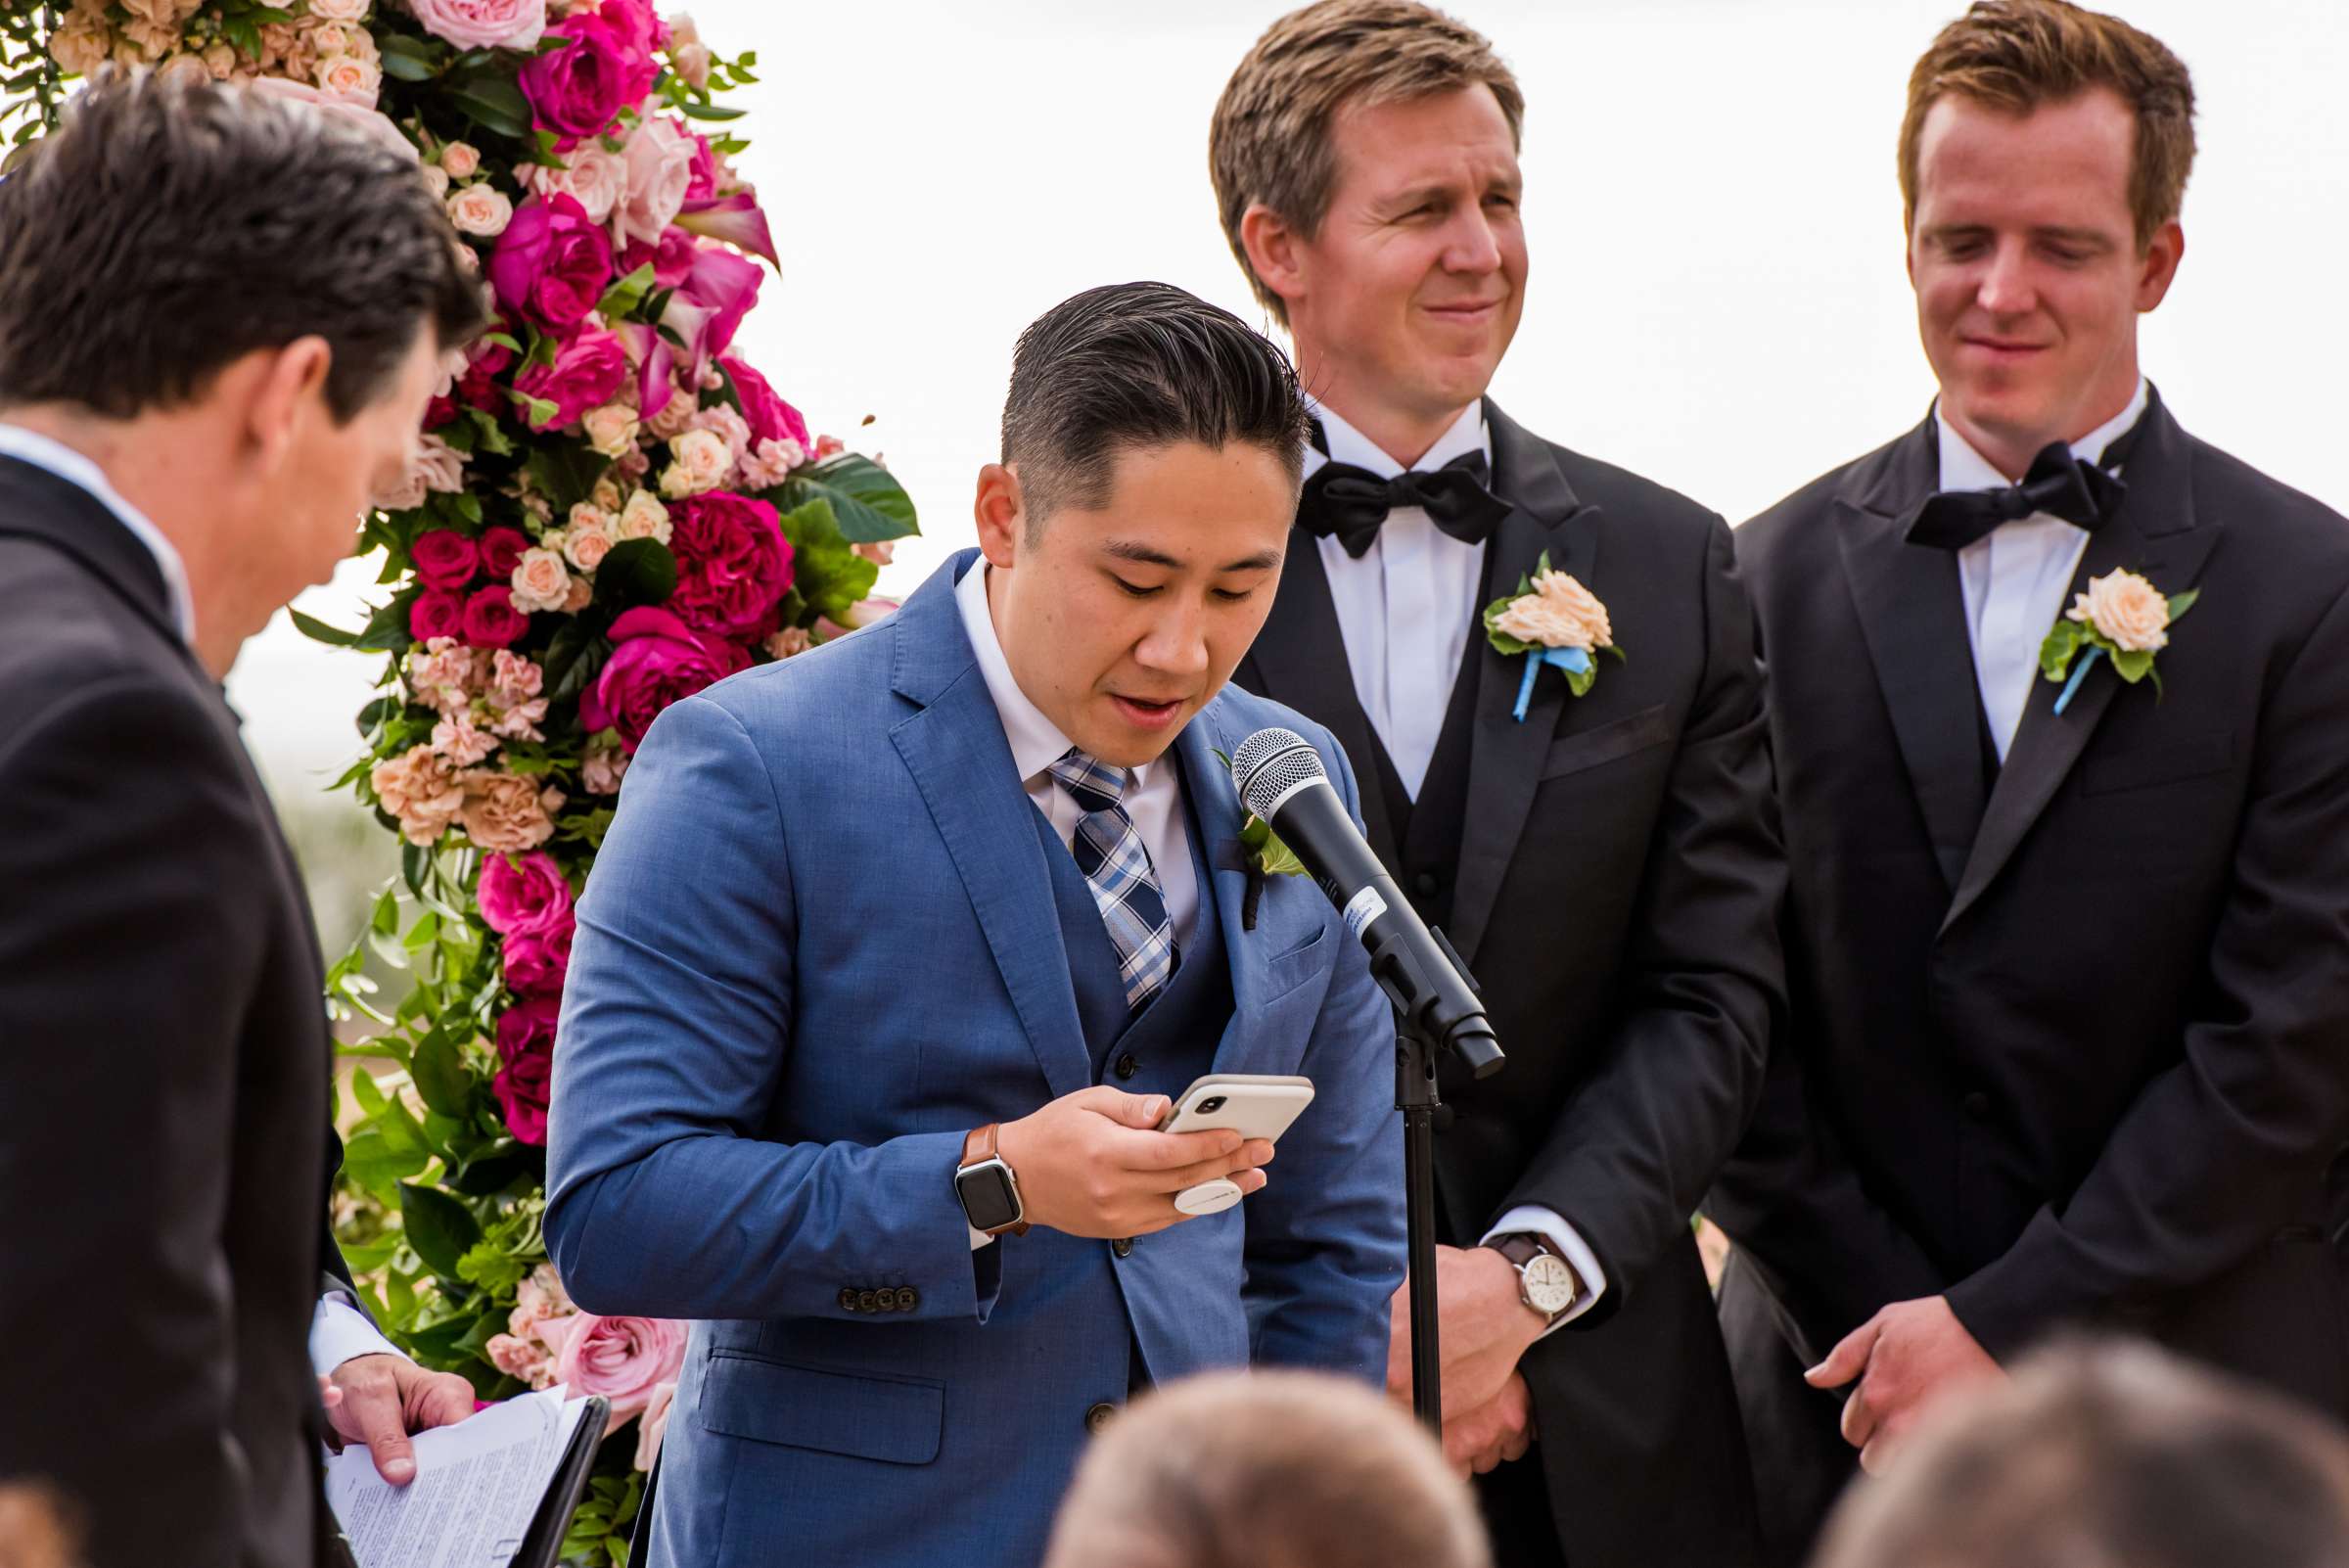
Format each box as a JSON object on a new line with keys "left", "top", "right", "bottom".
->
{"left": 1522, "top": 1252, "right": 1577, "bottom": 1315}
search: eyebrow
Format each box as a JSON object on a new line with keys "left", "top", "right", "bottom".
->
{"left": 1101, "top": 538, "right": 1283, "bottom": 574}
{"left": 1923, "top": 221, "right": 2117, "bottom": 248}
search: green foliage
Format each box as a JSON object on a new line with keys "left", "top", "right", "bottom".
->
{"left": 777, "top": 454, "right": 920, "bottom": 543}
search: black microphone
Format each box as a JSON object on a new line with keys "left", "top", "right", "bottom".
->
{"left": 1231, "top": 728, "right": 1503, "bottom": 1078}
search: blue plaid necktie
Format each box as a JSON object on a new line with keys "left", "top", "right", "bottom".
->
{"left": 1048, "top": 748, "right": 1178, "bottom": 1011}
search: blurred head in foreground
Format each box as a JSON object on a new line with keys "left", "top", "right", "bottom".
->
{"left": 1041, "top": 1369, "right": 1491, "bottom": 1568}
{"left": 1816, "top": 1340, "right": 2349, "bottom": 1568}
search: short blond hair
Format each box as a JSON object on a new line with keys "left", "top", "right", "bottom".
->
{"left": 1041, "top": 1370, "right": 1491, "bottom": 1568}
{"left": 1900, "top": 0, "right": 2195, "bottom": 250}
{"left": 1210, "top": 0, "right": 1523, "bottom": 324}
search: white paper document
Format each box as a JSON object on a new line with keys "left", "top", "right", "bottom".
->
{"left": 325, "top": 1386, "right": 593, "bottom": 1568}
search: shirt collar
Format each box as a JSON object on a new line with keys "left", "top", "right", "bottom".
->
{"left": 0, "top": 422, "right": 198, "bottom": 645}
{"left": 1934, "top": 377, "right": 2150, "bottom": 495}
{"left": 953, "top": 555, "right": 1152, "bottom": 791}
{"left": 1304, "top": 396, "right": 1489, "bottom": 482}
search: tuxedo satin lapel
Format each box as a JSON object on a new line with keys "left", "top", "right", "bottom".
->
{"left": 1941, "top": 396, "right": 2221, "bottom": 936}
{"left": 1450, "top": 403, "right": 1589, "bottom": 966}
{"left": 1836, "top": 422, "right": 1986, "bottom": 891}
{"left": 888, "top": 559, "right": 1092, "bottom": 1100}
{"left": 1244, "top": 530, "right": 1401, "bottom": 867}
{"left": 1174, "top": 707, "right": 1267, "bottom": 1059}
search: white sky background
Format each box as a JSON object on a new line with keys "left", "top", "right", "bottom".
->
{"left": 229, "top": 0, "right": 2349, "bottom": 794}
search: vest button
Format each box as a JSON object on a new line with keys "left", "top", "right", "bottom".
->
{"left": 1114, "top": 1052, "right": 1139, "bottom": 1082}
{"left": 1112, "top": 1237, "right": 1133, "bottom": 1259}
{"left": 1085, "top": 1401, "right": 1119, "bottom": 1436}
{"left": 1961, "top": 1090, "right": 1993, "bottom": 1120}
{"left": 839, "top": 1287, "right": 859, "bottom": 1313}
{"left": 1413, "top": 871, "right": 1440, "bottom": 896}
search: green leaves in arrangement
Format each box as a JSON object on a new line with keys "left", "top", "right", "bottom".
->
{"left": 777, "top": 454, "right": 918, "bottom": 543}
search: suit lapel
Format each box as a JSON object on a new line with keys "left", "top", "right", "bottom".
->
{"left": 1242, "top": 535, "right": 1401, "bottom": 868}
{"left": 1941, "top": 394, "right": 2221, "bottom": 934}
{"left": 1835, "top": 419, "right": 1988, "bottom": 891}
{"left": 1173, "top": 707, "right": 1270, "bottom": 1067}
{"left": 1449, "top": 400, "right": 1593, "bottom": 965}
{"left": 888, "top": 555, "right": 1092, "bottom": 1100}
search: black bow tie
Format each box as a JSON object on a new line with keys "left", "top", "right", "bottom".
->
{"left": 1297, "top": 448, "right": 1510, "bottom": 558}
{"left": 1906, "top": 439, "right": 2128, "bottom": 551}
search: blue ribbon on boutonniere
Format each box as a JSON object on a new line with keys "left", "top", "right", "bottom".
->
{"left": 2039, "top": 570, "right": 2197, "bottom": 715}
{"left": 1482, "top": 550, "right": 1622, "bottom": 722}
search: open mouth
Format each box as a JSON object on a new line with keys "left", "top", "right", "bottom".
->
{"left": 1110, "top": 694, "right": 1186, "bottom": 730}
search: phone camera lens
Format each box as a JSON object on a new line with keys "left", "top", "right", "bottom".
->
{"left": 1197, "top": 1095, "right": 1226, "bottom": 1114}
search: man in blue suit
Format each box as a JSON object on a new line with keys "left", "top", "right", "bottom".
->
{"left": 546, "top": 281, "right": 1405, "bottom": 1567}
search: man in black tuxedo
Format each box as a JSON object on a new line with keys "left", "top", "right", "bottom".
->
{"left": 1212, "top": 6, "right": 1785, "bottom": 1564}
{"left": 0, "top": 78, "right": 482, "bottom": 1568}
{"left": 1707, "top": 4, "right": 2349, "bottom": 1562}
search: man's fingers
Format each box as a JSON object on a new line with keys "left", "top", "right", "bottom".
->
{"left": 1106, "top": 1124, "right": 1246, "bottom": 1173}
{"left": 1084, "top": 1088, "right": 1174, "bottom": 1130}
{"left": 341, "top": 1378, "right": 419, "bottom": 1484}
{"left": 1839, "top": 1381, "right": 1878, "bottom": 1452}
{"left": 1151, "top": 1141, "right": 1271, "bottom": 1193}
{"left": 412, "top": 1370, "right": 477, "bottom": 1430}
{"left": 1807, "top": 1318, "right": 1880, "bottom": 1390}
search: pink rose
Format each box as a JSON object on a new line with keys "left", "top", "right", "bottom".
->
{"left": 510, "top": 545, "right": 574, "bottom": 615}
{"left": 2068, "top": 569, "right": 2171, "bottom": 653}
{"left": 492, "top": 995, "right": 557, "bottom": 1144}
{"left": 478, "top": 849, "right": 573, "bottom": 937}
{"left": 410, "top": 588, "right": 466, "bottom": 643}
{"left": 515, "top": 326, "right": 627, "bottom": 431}
{"left": 523, "top": 142, "right": 626, "bottom": 226}
{"left": 503, "top": 921, "right": 574, "bottom": 997}
{"left": 461, "top": 769, "right": 564, "bottom": 853}
{"left": 487, "top": 194, "right": 615, "bottom": 334}
{"left": 480, "top": 526, "right": 530, "bottom": 579}
{"left": 247, "top": 77, "right": 417, "bottom": 162}
{"left": 580, "top": 605, "right": 750, "bottom": 751}
{"left": 554, "top": 1314, "right": 687, "bottom": 1425}
{"left": 719, "top": 356, "right": 811, "bottom": 452}
{"left": 412, "top": 529, "right": 481, "bottom": 590}
{"left": 440, "top": 140, "right": 483, "bottom": 179}
{"left": 683, "top": 132, "right": 718, "bottom": 203}
{"left": 464, "top": 583, "right": 531, "bottom": 648}
{"left": 518, "top": 5, "right": 656, "bottom": 140}
{"left": 446, "top": 183, "right": 513, "bottom": 238}
{"left": 668, "top": 491, "right": 793, "bottom": 640}
{"left": 485, "top": 1332, "right": 558, "bottom": 1388}
{"left": 409, "top": 0, "right": 545, "bottom": 51}
{"left": 633, "top": 1380, "right": 676, "bottom": 1471}
{"left": 614, "top": 115, "right": 695, "bottom": 249}
{"left": 617, "top": 225, "right": 697, "bottom": 290}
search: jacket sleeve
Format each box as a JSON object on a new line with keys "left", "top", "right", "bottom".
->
{"left": 1493, "top": 518, "right": 1787, "bottom": 1324}
{"left": 1946, "top": 585, "right": 2349, "bottom": 1359}
{"left": 543, "top": 691, "right": 1001, "bottom": 1323}
{"left": 1243, "top": 725, "right": 1406, "bottom": 1381}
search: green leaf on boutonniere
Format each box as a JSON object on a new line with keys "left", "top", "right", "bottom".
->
{"left": 2039, "top": 617, "right": 2084, "bottom": 681}
{"left": 1240, "top": 812, "right": 1307, "bottom": 879}
{"left": 1483, "top": 549, "right": 1560, "bottom": 656}
{"left": 2111, "top": 646, "right": 2156, "bottom": 685}
{"left": 2167, "top": 588, "right": 2200, "bottom": 622}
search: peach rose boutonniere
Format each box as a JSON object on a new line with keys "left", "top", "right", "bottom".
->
{"left": 2039, "top": 569, "right": 2198, "bottom": 714}
{"left": 1484, "top": 552, "right": 1623, "bottom": 720}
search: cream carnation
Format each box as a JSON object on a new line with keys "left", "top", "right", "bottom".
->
{"left": 458, "top": 770, "right": 562, "bottom": 853}
{"left": 1494, "top": 570, "right": 1613, "bottom": 651}
{"left": 49, "top": 16, "right": 114, "bottom": 74}
{"left": 371, "top": 745, "right": 466, "bottom": 846}
{"left": 2068, "top": 570, "right": 2170, "bottom": 653}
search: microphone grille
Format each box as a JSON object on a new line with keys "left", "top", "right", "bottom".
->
{"left": 1230, "top": 726, "right": 1327, "bottom": 821}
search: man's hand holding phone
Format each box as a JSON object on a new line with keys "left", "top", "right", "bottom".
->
{"left": 994, "top": 1086, "right": 1273, "bottom": 1238}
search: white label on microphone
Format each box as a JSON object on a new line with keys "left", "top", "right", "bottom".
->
{"left": 1342, "top": 886, "right": 1388, "bottom": 943}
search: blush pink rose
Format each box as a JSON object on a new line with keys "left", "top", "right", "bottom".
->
{"left": 409, "top": 0, "right": 546, "bottom": 51}
{"left": 410, "top": 588, "right": 467, "bottom": 643}
{"left": 580, "top": 605, "right": 750, "bottom": 751}
{"left": 667, "top": 491, "right": 792, "bottom": 640}
{"left": 719, "top": 355, "right": 811, "bottom": 453}
{"left": 478, "top": 849, "right": 573, "bottom": 938}
{"left": 2068, "top": 569, "right": 2171, "bottom": 653}
{"left": 463, "top": 583, "right": 530, "bottom": 648}
{"left": 480, "top": 526, "right": 530, "bottom": 579}
{"left": 523, "top": 141, "right": 626, "bottom": 226}
{"left": 515, "top": 326, "right": 627, "bottom": 431}
{"left": 614, "top": 115, "right": 695, "bottom": 249}
{"left": 554, "top": 1314, "right": 687, "bottom": 1425}
{"left": 412, "top": 529, "right": 482, "bottom": 590}
{"left": 633, "top": 1380, "right": 676, "bottom": 1471}
{"left": 487, "top": 193, "right": 615, "bottom": 334}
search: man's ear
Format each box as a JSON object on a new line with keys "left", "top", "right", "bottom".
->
{"left": 2136, "top": 218, "right": 2185, "bottom": 313}
{"left": 1238, "top": 202, "right": 1309, "bottom": 317}
{"left": 242, "top": 335, "right": 334, "bottom": 476}
{"left": 973, "top": 462, "right": 1026, "bottom": 570}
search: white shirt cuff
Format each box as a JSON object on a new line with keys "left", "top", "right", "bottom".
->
{"left": 1482, "top": 1205, "right": 1609, "bottom": 1337}
{"left": 310, "top": 1292, "right": 404, "bottom": 1378}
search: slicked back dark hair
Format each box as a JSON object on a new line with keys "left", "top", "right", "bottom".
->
{"left": 1000, "top": 281, "right": 1312, "bottom": 533}
{"left": 0, "top": 71, "right": 484, "bottom": 424}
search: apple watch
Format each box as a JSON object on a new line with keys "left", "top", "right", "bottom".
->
{"left": 1490, "top": 1233, "right": 1578, "bottom": 1323}
{"left": 955, "top": 1122, "right": 1029, "bottom": 1237}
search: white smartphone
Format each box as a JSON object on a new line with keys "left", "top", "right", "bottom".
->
{"left": 1157, "top": 1075, "right": 1315, "bottom": 1215}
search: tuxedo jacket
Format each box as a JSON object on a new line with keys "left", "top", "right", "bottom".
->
{"left": 545, "top": 552, "right": 1404, "bottom": 1568}
{"left": 1711, "top": 392, "right": 2349, "bottom": 1409}
{"left": 0, "top": 457, "right": 344, "bottom": 1568}
{"left": 1234, "top": 401, "right": 1786, "bottom": 1568}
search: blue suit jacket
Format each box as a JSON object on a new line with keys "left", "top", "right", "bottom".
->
{"left": 545, "top": 551, "right": 1404, "bottom": 1568}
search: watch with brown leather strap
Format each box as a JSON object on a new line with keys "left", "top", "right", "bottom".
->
{"left": 1489, "top": 1232, "right": 1579, "bottom": 1324}
{"left": 955, "top": 1122, "right": 1029, "bottom": 1237}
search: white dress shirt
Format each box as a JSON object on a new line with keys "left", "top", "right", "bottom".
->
{"left": 1306, "top": 399, "right": 1491, "bottom": 800}
{"left": 1939, "top": 378, "right": 2149, "bottom": 760}
{"left": 0, "top": 425, "right": 402, "bottom": 1375}
{"left": 0, "top": 422, "right": 197, "bottom": 644}
{"left": 1302, "top": 400, "right": 1607, "bottom": 1330}
{"left": 954, "top": 557, "right": 1203, "bottom": 1248}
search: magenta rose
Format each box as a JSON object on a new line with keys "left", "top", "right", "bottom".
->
{"left": 491, "top": 994, "right": 558, "bottom": 1144}
{"left": 720, "top": 356, "right": 812, "bottom": 453}
{"left": 668, "top": 491, "right": 793, "bottom": 640}
{"left": 515, "top": 327, "right": 627, "bottom": 432}
{"left": 463, "top": 583, "right": 530, "bottom": 649}
{"left": 479, "top": 849, "right": 573, "bottom": 938}
{"left": 412, "top": 530, "right": 482, "bottom": 591}
{"left": 519, "top": 6, "right": 656, "bottom": 140}
{"left": 552, "top": 1312, "right": 686, "bottom": 1422}
{"left": 683, "top": 133, "right": 718, "bottom": 203}
{"left": 503, "top": 922, "right": 575, "bottom": 998}
{"left": 618, "top": 225, "right": 697, "bottom": 290}
{"left": 488, "top": 194, "right": 615, "bottom": 334}
{"left": 410, "top": 589, "right": 466, "bottom": 643}
{"left": 480, "top": 526, "right": 530, "bottom": 580}
{"left": 580, "top": 605, "right": 751, "bottom": 752}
